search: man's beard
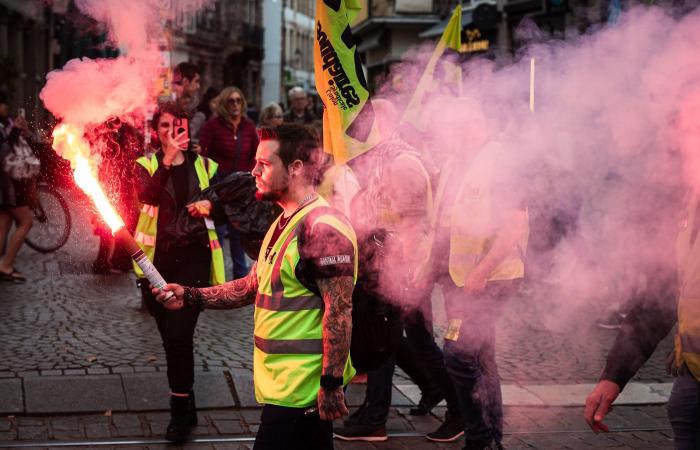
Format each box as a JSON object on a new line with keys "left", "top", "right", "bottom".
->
{"left": 255, "top": 188, "right": 284, "bottom": 202}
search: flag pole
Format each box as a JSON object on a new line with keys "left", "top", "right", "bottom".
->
{"left": 529, "top": 57, "right": 535, "bottom": 112}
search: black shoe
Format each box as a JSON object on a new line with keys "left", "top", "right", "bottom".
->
{"left": 426, "top": 413, "right": 464, "bottom": 442}
{"left": 410, "top": 390, "right": 444, "bottom": 416}
{"left": 165, "top": 395, "right": 194, "bottom": 443}
{"left": 343, "top": 405, "right": 366, "bottom": 427}
{"left": 334, "top": 422, "right": 388, "bottom": 442}
{"left": 187, "top": 390, "right": 198, "bottom": 426}
{"left": 464, "top": 438, "right": 504, "bottom": 450}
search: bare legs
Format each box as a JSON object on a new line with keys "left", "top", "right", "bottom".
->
{"left": 0, "top": 206, "right": 33, "bottom": 274}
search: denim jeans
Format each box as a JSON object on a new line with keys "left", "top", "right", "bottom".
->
{"left": 358, "top": 306, "right": 461, "bottom": 426}
{"left": 216, "top": 223, "right": 250, "bottom": 279}
{"left": 667, "top": 369, "right": 700, "bottom": 450}
{"left": 442, "top": 279, "right": 520, "bottom": 444}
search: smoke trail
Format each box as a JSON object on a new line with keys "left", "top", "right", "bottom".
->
{"left": 349, "top": 4, "right": 700, "bottom": 335}
{"left": 40, "top": 0, "right": 213, "bottom": 168}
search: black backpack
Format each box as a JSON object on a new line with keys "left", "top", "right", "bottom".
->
{"left": 295, "top": 208, "right": 402, "bottom": 373}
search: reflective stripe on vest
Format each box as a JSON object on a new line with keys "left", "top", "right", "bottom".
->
{"left": 254, "top": 335, "right": 323, "bottom": 354}
{"left": 253, "top": 196, "right": 357, "bottom": 408}
{"left": 256, "top": 293, "right": 324, "bottom": 311}
{"left": 132, "top": 154, "right": 225, "bottom": 286}
{"left": 448, "top": 143, "right": 527, "bottom": 286}
{"left": 134, "top": 230, "right": 156, "bottom": 247}
{"left": 140, "top": 204, "right": 158, "bottom": 217}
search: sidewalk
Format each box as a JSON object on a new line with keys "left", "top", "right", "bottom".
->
{"left": 0, "top": 368, "right": 675, "bottom": 415}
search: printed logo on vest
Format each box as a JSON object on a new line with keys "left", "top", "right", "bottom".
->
{"left": 318, "top": 255, "right": 351, "bottom": 266}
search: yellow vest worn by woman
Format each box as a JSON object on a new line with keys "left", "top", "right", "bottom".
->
{"left": 132, "top": 153, "right": 225, "bottom": 286}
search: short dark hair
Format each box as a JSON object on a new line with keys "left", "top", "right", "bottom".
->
{"left": 258, "top": 124, "right": 322, "bottom": 180}
{"left": 173, "top": 62, "right": 201, "bottom": 84}
{"left": 151, "top": 101, "right": 187, "bottom": 129}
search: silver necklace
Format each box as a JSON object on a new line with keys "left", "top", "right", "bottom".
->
{"left": 278, "top": 192, "right": 316, "bottom": 230}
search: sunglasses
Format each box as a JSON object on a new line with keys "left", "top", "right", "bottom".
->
{"left": 227, "top": 98, "right": 243, "bottom": 105}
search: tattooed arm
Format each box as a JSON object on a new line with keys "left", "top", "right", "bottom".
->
{"left": 153, "top": 263, "right": 258, "bottom": 310}
{"left": 316, "top": 275, "right": 354, "bottom": 421}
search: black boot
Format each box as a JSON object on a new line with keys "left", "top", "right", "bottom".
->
{"left": 165, "top": 395, "right": 193, "bottom": 443}
{"left": 188, "top": 390, "right": 198, "bottom": 426}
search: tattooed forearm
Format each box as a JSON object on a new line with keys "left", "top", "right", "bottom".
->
{"left": 196, "top": 263, "right": 258, "bottom": 309}
{"left": 317, "top": 276, "right": 354, "bottom": 377}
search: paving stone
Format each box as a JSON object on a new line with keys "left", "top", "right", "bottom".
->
{"left": 121, "top": 372, "right": 169, "bottom": 411}
{"left": 0, "top": 431, "right": 15, "bottom": 441}
{"left": 51, "top": 428, "right": 85, "bottom": 440}
{"left": 0, "top": 419, "right": 11, "bottom": 432}
{"left": 24, "top": 375, "right": 126, "bottom": 414}
{"left": 211, "top": 419, "right": 247, "bottom": 434}
{"left": 39, "top": 370, "right": 62, "bottom": 376}
{"left": 111, "top": 413, "right": 142, "bottom": 429}
{"left": 17, "top": 417, "right": 44, "bottom": 426}
{"left": 84, "top": 422, "right": 112, "bottom": 439}
{"left": 17, "top": 426, "right": 48, "bottom": 441}
{"left": 0, "top": 378, "right": 23, "bottom": 414}
{"left": 49, "top": 416, "right": 80, "bottom": 430}
{"left": 229, "top": 368, "right": 257, "bottom": 408}
{"left": 194, "top": 371, "right": 236, "bottom": 408}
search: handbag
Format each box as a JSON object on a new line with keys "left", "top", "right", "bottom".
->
{"left": 2, "top": 137, "right": 40, "bottom": 180}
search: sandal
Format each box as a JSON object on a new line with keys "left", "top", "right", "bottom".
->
{"left": 0, "top": 269, "right": 25, "bottom": 283}
{"left": 10, "top": 270, "right": 26, "bottom": 282}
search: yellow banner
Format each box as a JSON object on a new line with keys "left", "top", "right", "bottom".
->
{"left": 315, "top": 0, "right": 380, "bottom": 165}
{"left": 401, "top": 4, "right": 462, "bottom": 131}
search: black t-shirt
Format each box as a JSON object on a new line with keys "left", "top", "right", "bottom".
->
{"left": 268, "top": 205, "right": 356, "bottom": 292}
{"left": 169, "top": 162, "right": 190, "bottom": 213}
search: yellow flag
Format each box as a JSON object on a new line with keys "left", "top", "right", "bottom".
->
{"left": 315, "top": 0, "right": 380, "bottom": 165}
{"left": 401, "top": 4, "right": 462, "bottom": 130}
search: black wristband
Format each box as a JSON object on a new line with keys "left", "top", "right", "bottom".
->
{"left": 183, "top": 286, "right": 203, "bottom": 311}
{"left": 320, "top": 374, "right": 343, "bottom": 391}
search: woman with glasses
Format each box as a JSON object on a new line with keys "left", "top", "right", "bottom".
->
{"left": 258, "top": 102, "right": 284, "bottom": 128}
{"left": 198, "top": 86, "right": 259, "bottom": 279}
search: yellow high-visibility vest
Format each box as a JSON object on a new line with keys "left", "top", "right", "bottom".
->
{"left": 675, "top": 192, "right": 700, "bottom": 381}
{"left": 448, "top": 142, "right": 528, "bottom": 286}
{"left": 254, "top": 196, "right": 357, "bottom": 407}
{"left": 132, "top": 153, "right": 225, "bottom": 285}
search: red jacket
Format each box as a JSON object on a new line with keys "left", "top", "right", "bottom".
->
{"left": 199, "top": 116, "right": 259, "bottom": 174}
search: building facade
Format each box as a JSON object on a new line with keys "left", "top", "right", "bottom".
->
{"left": 169, "top": 0, "right": 264, "bottom": 112}
{"left": 350, "top": 0, "right": 642, "bottom": 92}
{"left": 262, "top": 0, "right": 316, "bottom": 107}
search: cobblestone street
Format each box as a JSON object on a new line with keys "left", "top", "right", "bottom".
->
{"left": 0, "top": 188, "right": 679, "bottom": 448}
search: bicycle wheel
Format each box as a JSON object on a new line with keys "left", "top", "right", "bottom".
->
{"left": 25, "top": 185, "right": 72, "bottom": 253}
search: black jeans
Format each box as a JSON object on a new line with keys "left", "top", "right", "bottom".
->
{"left": 254, "top": 404, "right": 333, "bottom": 450}
{"left": 442, "top": 279, "right": 520, "bottom": 444}
{"left": 667, "top": 369, "right": 700, "bottom": 450}
{"left": 144, "top": 243, "right": 211, "bottom": 394}
{"left": 360, "top": 306, "right": 460, "bottom": 426}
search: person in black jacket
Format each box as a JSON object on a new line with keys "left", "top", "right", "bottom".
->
{"left": 584, "top": 267, "right": 677, "bottom": 433}
{"left": 135, "top": 103, "right": 220, "bottom": 443}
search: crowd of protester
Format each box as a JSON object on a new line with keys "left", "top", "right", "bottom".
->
{"left": 1, "top": 59, "right": 698, "bottom": 450}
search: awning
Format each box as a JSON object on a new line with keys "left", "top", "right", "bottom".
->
{"left": 418, "top": 1, "right": 497, "bottom": 39}
{"left": 357, "top": 28, "right": 385, "bottom": 53}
